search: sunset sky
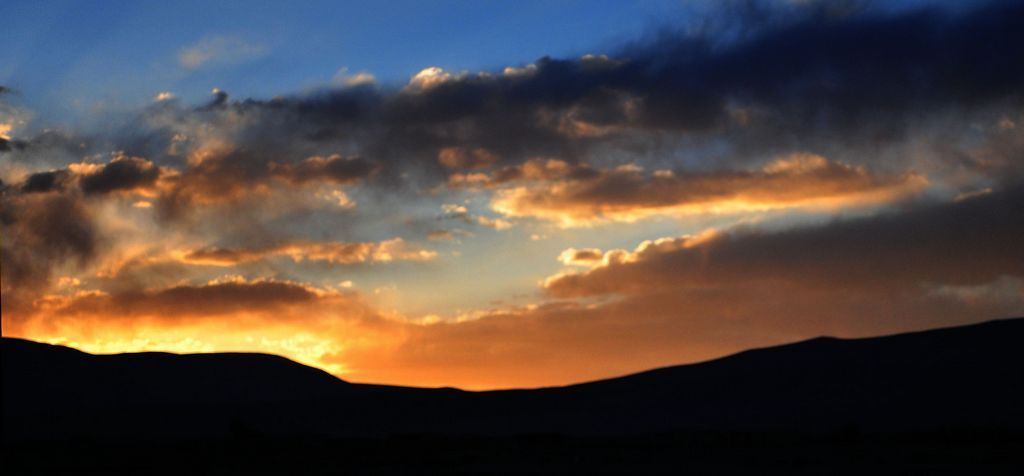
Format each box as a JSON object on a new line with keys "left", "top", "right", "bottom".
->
{"left": 2, "top": 0, "right": 1022, "bottom": 389}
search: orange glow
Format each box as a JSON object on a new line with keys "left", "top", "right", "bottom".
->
{"left": 7, "top": 272, "right": 1018, "bottom": 390}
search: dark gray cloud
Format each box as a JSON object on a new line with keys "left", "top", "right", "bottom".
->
{"left": 42, "top": 279, "right": 324, "bottom": 320}
{"left": 10, "top": 157, "right": 159, "bottom": 196}
{"left": 0, "top": 129, "right": 97, "bottom": 176}
{"left": 618, "top": 1, "right": 1023, "bottom": 131}
{"left": 0, "top": 156, "right": 159, "bottom": 314}
{"left": 79, "top": 156, "right": 161, "bottom": 195}
{"left": 10, "top": 1, "right": 1021, "bottom": 207}
{"left": 1, "top": 192, "right": 100, "bottom": 316}
{"left": 153, "top": 149, "right": 378, "bottom": 219}
{"left": 270, "top": 154, "right": 378, "bottom": 185}
{"left": 0, "top": 137, "right": 28, "bottom": 152}
{"left": 174, "top": 0, "right": 1021, "bottom": 180}
{"left": 20, "top": 170, "right": 71, "bottom": 193}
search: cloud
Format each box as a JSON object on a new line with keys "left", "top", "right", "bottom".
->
{"left": 404, "top": 67, "right": 458, "bottom": 93}
{"left": 11, "top": 155, "right": 162, "bottom": 196}
{"left": 9, "top": 154, "right": 161, "bottom": 199}
{"left": 0, "top": 148, "right": 383, "bottom": 311}
{"left": 437, "top": 147, "right": 498, "bottom": 169}
{"left": 0, "top": 192, "right": 100, "bottom": 316}
{"left": 6, "top": 179, "right": 1023, "bottom": 389}
{"left": 77, "top": 155, "right": 161, "bottom": 195}
{"left": 182, "top": 238, "right": 436, "bottom": 266}
{"left": 558, "top": 248, "right": 604, "bottom": 267}
{"left": 19, "top": 170, "right": 71, "bottom": 193}
{"left": 178, "top": 35, "right": 266, "bottom": 69}
{"left": 155, "top": 149, "right": 377, "bottom": 219}
{"left": 489, "top": 153, "right": 926, "bottom": 225}
{"left": 333, "top": 68, "right": 377, "bottom": 87}
{"left": 16, "top": 0, "right": 1011, "bottom": 228}
{"left": 0, "top": 155, "right": 163, "bottom": 317}
{"left": 438, "top": 203, "right": 513, "bottom": 230}
{"left": 45, "top": 278, "right": 323, "bottom": 318}
{"left": 544, "top": 184, "right": 1024, "bottom": 297}
{"left": 475, "top": 215, "right": 512, "bottom": 230}
{"left": 171, "top": 0, "right": 1023, "bottom": 187}
{"left": 0, "top": 88, "right": 32, "bottom": 151}
{"left": 427, "top": 229, "right": 455, "bottom": 241}
{"left": 269, "top": 154, "right": 378, "bottom": 185}
{"left": 450, "top": 158, "right": 597, "bottom": 186}
{"left": 0, "top": 137, "right": 18, "bottom": 151}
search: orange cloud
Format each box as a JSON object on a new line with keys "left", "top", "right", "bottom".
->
{"left": 155, "top": 150, "right": 377, "bottom": 218}
{"left": 448, "top": 158, "right": 587, "bottom": 187}
{"left": 557, "top": 248, "right": 604, "bottom": 266}
{"left": 437, "top": 147, "right": 497, "bottom": 169}
{"left": 182, "top": 238, "right": 436, "bottom": 266}
{"left": 486, "top": 154, "right": 926, "bottom": 226}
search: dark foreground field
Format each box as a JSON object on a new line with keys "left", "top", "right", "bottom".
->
{"left": 5, "top": 430, "right": 1024, "bottom": 474}
{"left": 4, "top": 318, "right": 1024, "bottom": 473}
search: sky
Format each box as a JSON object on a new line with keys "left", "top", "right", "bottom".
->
{"left": 1, "top": 0, "right": 1022, "bottom": 390}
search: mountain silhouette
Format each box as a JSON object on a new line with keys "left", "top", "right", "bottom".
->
{"left": 5, "top": 318, "right": 1024, "bottom": 441}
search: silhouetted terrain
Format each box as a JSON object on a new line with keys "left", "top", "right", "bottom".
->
{"left": 4, "top": 318, "right": 1024, "bottom": 473}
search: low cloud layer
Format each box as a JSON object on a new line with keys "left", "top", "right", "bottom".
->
{"left": 545, "top": 184, "right": 1024, "bottom": 297}
{"left": 44, "top": 278, "right": 324, "bottom": 319}
{"left": 182, "top": 238, "right": 436, "bottom": 266}
{"left": 486, "top": 154, "right": 926, "bottom": 225}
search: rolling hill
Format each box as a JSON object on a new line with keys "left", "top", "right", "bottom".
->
{"left": 5, "top": 318, "right": 1023, "bottom": 440}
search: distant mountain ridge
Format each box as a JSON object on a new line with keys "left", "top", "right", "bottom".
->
{"left": 4, "top": 318, "right": 1024, "bottom": 440}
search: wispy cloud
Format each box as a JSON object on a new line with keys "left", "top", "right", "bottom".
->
{"left": 178, "top": 35, "right": 266, "bottom": 69}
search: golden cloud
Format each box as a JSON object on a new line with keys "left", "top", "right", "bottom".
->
{"left": 182, "top": 238, "right": 436, "bottom": 266}
{"left": 486, "top": 154, "right": 926, "bottom": 226}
